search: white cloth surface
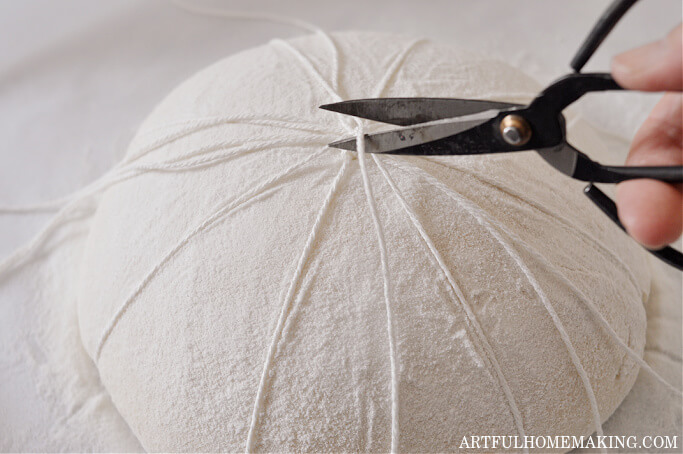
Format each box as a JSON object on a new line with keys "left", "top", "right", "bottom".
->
{"left": 0, "top": 1, "right": 681, "bottom": 452}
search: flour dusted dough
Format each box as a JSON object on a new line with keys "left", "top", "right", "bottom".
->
{"left": 77, "top": 31, "right": 651, "bottom": 452}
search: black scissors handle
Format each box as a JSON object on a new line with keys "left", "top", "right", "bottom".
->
{"left": 585, "top": 184, "right": 683, "bottom": 270}
{"left": 564, "top": 0, "right": 682, "bottom": 269}
{"left": 571, "top": 0, "right": 639, "bottom": 72}
{"left": 529, "top": 72, "right": 621, "bottom": 115}
{"left": 570, "top": 146, "right": 683, "bottom": 184}
{"left": 581, "top": 163, "right": 683, "bottom": 184}
{"left": 525, "top": 72, "right": 683, "bottom": 181}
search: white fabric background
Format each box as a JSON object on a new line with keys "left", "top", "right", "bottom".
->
{"left": 0, "top": 1, "right": 681, "bottom": 451}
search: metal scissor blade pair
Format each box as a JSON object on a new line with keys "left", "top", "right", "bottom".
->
{"left": 322, "top": 97, "right": 524, "bottom": 154}
{"left": 327, "top": 109, "right": 501, "bottom": 154}
{"left": 320, "top": 97, "right": 522, "bottom": 127}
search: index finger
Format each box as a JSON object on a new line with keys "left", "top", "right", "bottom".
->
{"left": 611, "top": 24, "right": 682, "bottom": 92}
{"left": 615, "top": 93, "right": 683, "bottom": 249}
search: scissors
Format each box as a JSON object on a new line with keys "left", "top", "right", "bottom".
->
{"left": 320, "top": 0, "right": 683, "bottom": 270}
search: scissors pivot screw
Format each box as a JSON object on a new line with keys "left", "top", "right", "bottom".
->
{"left": 500, "top": 114, "right": 532, "bottom": 146}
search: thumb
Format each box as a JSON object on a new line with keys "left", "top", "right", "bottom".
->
{"left": 611, "top": 24, "right": 682, "bottom": 92}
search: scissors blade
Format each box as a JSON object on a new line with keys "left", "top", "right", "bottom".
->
{"left": 536, "top": 143, "right": 580, "bottom": 177}
{"left": 328, "top": 109, "right": 499, "bottom": 153}
{"left": 536, "top": 141, "right": 616, "bottom": 183}
{"left": 320, "top": 98, "right": 522, "bottom": 126}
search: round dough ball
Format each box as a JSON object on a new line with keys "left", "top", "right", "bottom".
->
{"left": 77, "top": 31, "right": 650, "bottom": 452}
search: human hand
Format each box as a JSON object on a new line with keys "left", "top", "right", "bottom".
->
{"left": 611, "top": 24, "right": 682, "bottom": 249}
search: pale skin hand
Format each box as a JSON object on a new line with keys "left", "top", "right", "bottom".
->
{"left": 611, "top": 24, "right": 682, "bottom": 249}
